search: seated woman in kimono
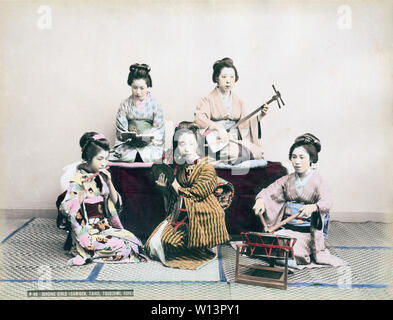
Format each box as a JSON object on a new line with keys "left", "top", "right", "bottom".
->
{"left": 253, "top": 133, "right": 346, "bottom": 268}
{"left": 60, "top": 132, "right": 147, "bottom": 265}
{"left": 145, "top": 122, "right": 230, "bottom": 269}
{"left": 194, "top": 57, "right": 269, "bottom": 165}
{"left": 110, "top": 63, "right": 165, "bottom": 163}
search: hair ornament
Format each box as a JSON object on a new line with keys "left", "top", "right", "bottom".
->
{"left": 294, "top": 133, "right": 321, "bottom": 153}
{"left": 129, "top": 63, "right": 151, "bottom": 72}
{"left": 213, "top": 57, "right": 233, "bottom": 66}
{"left": 92, "top": 133, "right": 106, "bottom": 140}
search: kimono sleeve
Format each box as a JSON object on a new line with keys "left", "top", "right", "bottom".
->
{"left": 178, "top": 164, "right": 218, "bottom": 202}
{"left": 314, "top": 176, "right": 333, "bottom": 216}
{"left": 237, "top": 100, "right": 249, "bottom": 130}
{"left": 59, "top": 179, "right": 92, "bottom": 243}
{"left": 194, "top": 97, "right": 215, "bottom": 130}
{"left": 107, "top": 194, "right": 124, "bottom": 229}
{"left": 115, "top": 103, "right": 129, "bottom": 139}
{"left": 150, "top": 102, "right": 165, "bottom": 146}
{"left": 255, "top": 175, "right": 288, "bottom": 227}
{"left": 238, "top": 100, "right": 262, "bottom": 143}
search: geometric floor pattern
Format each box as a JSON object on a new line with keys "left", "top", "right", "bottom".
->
{"left": 0, "top": 218, "right": 392, "bottom": 300}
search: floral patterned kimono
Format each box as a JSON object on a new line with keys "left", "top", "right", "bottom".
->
{"left": 195, "top": 88, "right": 263, "bottom": 164}
{"left": 60, "top": 166, "right": 146, "bottom": 266}
{"left": 255, "top": 169, "right": 346, "bottom": 268}
{"left": 111, "top": 93, "right": 165, "bottom": 163}
{"left": 145, "top": 157, "right": 231, "bottom": 270}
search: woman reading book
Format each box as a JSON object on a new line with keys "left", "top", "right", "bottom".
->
{"left": 110, "top": 63, "right": 165, "bottom": 163}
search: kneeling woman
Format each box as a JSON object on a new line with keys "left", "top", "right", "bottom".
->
{"left": 145, "top": 122, "right": 230, "bottom": 269}
{"left": 253, "top": 133, "right": 346, "bottom": 268}
{"left": 60, "top": 132, "right": 147, "bottom": 265}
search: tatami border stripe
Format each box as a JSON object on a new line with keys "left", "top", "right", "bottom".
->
{"left": 86, "top": 263, "right": 104, "bottom": 282}
{"left": 0, "top": 279, "right": 389, "bottom": 289}
{"left": 288, "top": 282, "right": 388, "bottom": 289}
{"left": 1, "top": 217, "right": 36, "bottom": 244}
{"left": 0, "top": 279, "right": 224, "bottom": 284}
{"left": 217, "top": 245, "right": 227, "bottom": 283}
{"left": 328, "top": 246, "right": 392, "bottom": 250}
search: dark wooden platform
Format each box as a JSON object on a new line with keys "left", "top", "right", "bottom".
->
{"left": 110, "top": 161, "right": 287, "bottom": 240}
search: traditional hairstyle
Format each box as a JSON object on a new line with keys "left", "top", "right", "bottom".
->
{"left": 172, "top": 121, "right": 204, "bottom": 164}
{"left": 127, "top": 63, "right": 152, "bottom": 87}
{"left": 212, "top": 57, "right": 239, "bottom": 84}
{"left": 79, "top": 132, "right": 110, "bottom": 162}
{"left": 289, "top": 133, "right": 321, "bottom": 164}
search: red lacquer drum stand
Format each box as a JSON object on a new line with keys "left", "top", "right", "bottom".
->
{"left": 235, "top": 232, "right": 297, "bottom": 290}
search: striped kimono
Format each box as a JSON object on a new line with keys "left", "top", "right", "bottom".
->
{"left": 145, "top": 158, "right": 230, "bottom": 269}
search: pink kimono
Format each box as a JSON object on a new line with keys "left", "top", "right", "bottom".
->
{"left": 195, "top": 88, "right": 263, "bottom": 163}
{"left": 256, "top": 170, "right": 346, "bottom": 268}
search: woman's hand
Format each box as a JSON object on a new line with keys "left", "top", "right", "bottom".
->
{"left": 260, "top": 104, "right": 269, "bottom": 118}
{"left": 297, "top": 204, "right": 318, "bottom": 218}
{"left": 99, "top": 167, "right": 119, "bottom": 205}
{"left": 155, "top": 173, "right": 167, "bottom": 187}
{"left": 99, "top": 168, "right": 112, "bottom": 183}
{"left": 253, "top": 198, "right": 271, "bottom": 232}
{"left": 253, "top": 198, "right": 266, "bottom": 215}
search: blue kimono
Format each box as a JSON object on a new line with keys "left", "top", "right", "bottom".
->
{"left": 110, "top": 94, "right": 165, "bottom": 163}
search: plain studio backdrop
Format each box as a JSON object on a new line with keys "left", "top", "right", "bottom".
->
{"left": 0, "top": 0, "right": 392, "bottom": 222}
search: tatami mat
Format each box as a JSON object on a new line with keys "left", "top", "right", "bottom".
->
{"left": 0, "top": 218, "right": 392, "bottom": 300}
{"left": 96, "top": 252, "right": 222, "bottom": 282}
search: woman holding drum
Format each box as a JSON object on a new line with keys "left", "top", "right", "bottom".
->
{"left": 253, "top": 133, "right": 346, "bottom": 268}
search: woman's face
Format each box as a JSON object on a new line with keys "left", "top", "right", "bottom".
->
{"left": 177, "top": 132, "right": 199, "bottom": 163}
{"left": 216, "top": 67, "right": 236, "bottom": 93}
{"left": 291, "top": 146, "right": 311, "bottom": 175}
{"left": 88, "top": 150, "right": 109, "bottom": 172}
{"left": 131, "top": 79, "right": 148, "bottom": 101}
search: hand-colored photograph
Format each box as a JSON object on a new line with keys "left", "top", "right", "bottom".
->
{"left": 0, "top": 0, "right": 392, "bottom": 305}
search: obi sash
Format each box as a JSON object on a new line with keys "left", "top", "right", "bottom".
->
{"left": 283, "top": 202, "right": 330, "bottom": 239}
{"left": 85, "top": 202, "right": 105, "bottom": 220}
{"left": 128, "top": 119, "right": 153, "bottom": 133}
{"left": 284, "top": 202, "right": 311, "bottom": 227}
